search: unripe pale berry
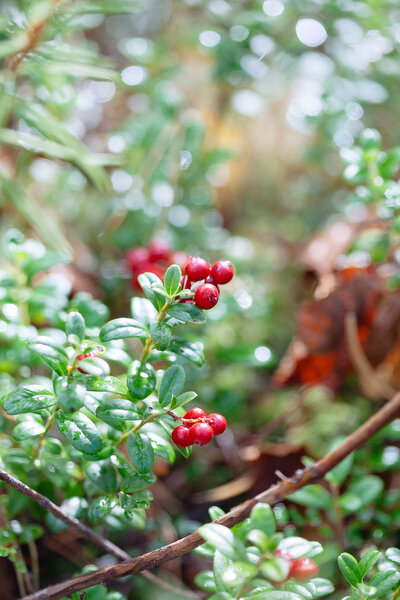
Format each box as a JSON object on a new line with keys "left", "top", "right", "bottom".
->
{"left": 207, "top": 413, "right": 227, "bottom": 435}
{"left": 211, "top": 260, "right": 234, "bottom": 284}
{"left": 290, "top": 558, "right": 319, "bottom": 581}
{"left": 189, "top": 422, "right": 214, "bottom": 446}
{"left": 171, "top": 425, "right": 192, "bottom": 448}
{"left": 184, "top": 407, "right": 207, "bottom": 420}
{"left": 195, "top": 283, "right": 219, "bottom": 310}
{"left": 185, "top": 256, "right": 211, "bottom": 281}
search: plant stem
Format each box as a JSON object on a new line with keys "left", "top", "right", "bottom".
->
{"left": 32, "top": 412, "right": 55, "bottom": 460}
{"left": 140, "top": 302, "right": 170, "bottom": 363}
{"left": 19, "top": 388, "right": 400, "bottom": 600}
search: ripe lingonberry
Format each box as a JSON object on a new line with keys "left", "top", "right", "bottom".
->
{"left": 205, "top": 276, "right": 220, "bottom": 291}
{"left": 189, "top": 422, "right": 214, "bottom": 446}
{"left": 180, "top": 275, "right": 191, "bottom": 290}
{"left": 148, "top": 240, "right": 171, "bottom": 263}
{"left": 184, "top": 407, "right": 207, "bottom": 420}
{"left": 207, "top": 413, "right": 227, "bottom": 435}
{"left": 290, "top": 558, "right": 319, "bottom": 581}
{"left": 126, "top": 247, "right": 149, "bottom": 271}
{"left": 195, "top": 283, "right": 219, "bottom": 310}
{"left": 211, "top": 260, "right": 234, "bottom": 284}
{"left": 185, "top": 256, "right": 211, "bottom": 281}
{"left": 171, "top": 425, "right": 192, "bottom": 448}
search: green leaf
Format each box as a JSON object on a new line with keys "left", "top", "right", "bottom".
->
{"left": 138, "top": 273, "right": 166, "bottom": 311}
{"left": 150, "top": 321, "right": 172, "bottom": 351}
{"left": 278, "top": 537, "right": 321, "bottom": 559}
{"left": 88, "top": 497, "right": 116, "bottom": 524}
{"left": 158, "top": 365, "right": 185, "bottom": 407}
{"left": 359, "top": 550, "right": 382, "bottom": 577}
{"left": 208, "top": 594, "right": 234, "bottom": 600}
{"left": 29, "top": 337, "right": 69, "bottom": 375}
{"left": 55, "top": 378, "right": 86, "bottom": 413}
{"left": 369, "top": 570, "right": 400, "bottom": 595}
{"left": 100, "top": 318, "right": 148, "bottom": 342}
{"left": 243, "top": 592, "right": 302, "bottom": 600}
{"left": 222, "top": 562, "right": 258, "bottom": 589}
{"left": 66, "top": 312, "right": 85, "bottom": 342}
{"left": 260, "top": 557, "right": 290, "bottom": 583}
{"left": 171, "top": 391, "right": 198, "bottom": 409}
{"left": 121, "top": 472, "right": 156, "bottom": 493}
{"left": 130, "top": 298, "right": 158, "bottom": 327}
{"left": 126, "top": 433, "right": 154, "bottom": 473}
{"left": 338, "top": 553, "right": 362, "bottom": 587}
{"left": 214, "top": 549, "right": 230, "bottom": 592}
{"left": 24, "top": 251, "right": 69, "bottom": 281}
{"left": 3, "top": 386, "right": 57, "bottom": 415}
{"left": 325, "top": 438, "right": 354, "bottom": 486}
{"left": 12, "top": 418, "right": 45, "bottom": 441}
{"left": 86, "top": 460, "right": 118, "bottom": 494}
{"left": 96, "top": 399, "right": 141, "bottom": 423}
{"left": 76, "top": 375, "right": 128, "bottom": 395}
{"left": 127, "top": 360, "right": 156, "bottom": 400}
{"left": 386, "top": 547, "right": 400, "bottom": 564}
{"left": 339, "top": 476, "right": 384, "bottom": 513}
{"left": 249, "top": 503, "right": 276, "bottom": 537}
{"left": 167, "top": 303, "right": 206, "bottom": 324}
{"left": 164, "top": 264, "right": 182, "bottom": 296}
{"left": 288, "top": 485, "right": 333, "bottom": 510}
{"left": 169, "top": 340, "right": 205, "bottom": 366}
{"left": 199, "top": 524, "right": 246, "bottom": 561}
{"left": 55, "top": 411, "right": 103, "bottom": 455}
{"left": 194, "top": 570, "right": 217, "bottom": 593}
{"left": 119, "top": 490, "right": 153, "bottom": 510}
{"left": 147, "top": 431, "right": 176, "bottom": 463}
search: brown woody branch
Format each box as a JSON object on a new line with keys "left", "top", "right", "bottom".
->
{"left": 0, "top": 468, "right": 200, "bottom": 599}
{"left": 20, "top": 390, "right": 400, "bottom": 600}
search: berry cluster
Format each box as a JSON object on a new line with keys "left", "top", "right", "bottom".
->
{"left": 183, "top": 257, "right": 234, "bottom": 310}
{"left": 171, "top": 407, "right": 227, "bottom": 448}
{"left": 273, "top": 550, "right": 319, "bottom": 582}
{"left": 126, "top": 240, "right": 188, "bottom": 290}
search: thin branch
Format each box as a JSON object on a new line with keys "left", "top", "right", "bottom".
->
{"left": 20, "top": 389, "right": 400, "bottom": 600}
{"left": 0, "top": 468, "right": 200, "bottom": 599}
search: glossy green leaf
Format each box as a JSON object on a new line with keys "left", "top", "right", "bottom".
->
{"left": 100, "top": 318, "right": 148, "bottom": 342}
{"left": 86, "top": 460, "right": 118, "bottom": 494}
{"left": 369, "top": 569, "right": 400, "bottom": 595}
{"left": 249, "top": 503, "right": 276, "bottom": 537}
{"left": 222, "top": 562, "right": 258, "bottom": 589}
{"left": 3, "top": 386, "right": 57, "bottom": 415}
{"left": 12, "top": 419, "right": 45, "bottom": 441}
{"left": 119, "top": 489, "right": 153, "bottom": 509}
{"left": 158, "top": 365, "right": 185, "bottom": 407}
{"left": 126, "top": 433, "right": 154, "bottom": 473}
{"left": 77, "top": 375, "right": 127, "bottom": 395}
{"left": 164, "top": 264, "right": 181, "bottom": 296}
{"left": 88, "top": 497, "right": 116, "bottom": 524}
{"left": 127, "top": 360, "right": 156, "bottom": 400}
{"left": 167, "top": 303, "right": 206, "bottom": 324}
{"left": 288, "top": 485, "right": 333, "bottom": 510}
{"left": 260, "top": 557, "right": 290, "bottom": 583}
{"left": 96, "top": 399, "right": 141, "bottom": 422}
{"left": 55, "top": 411, "right": 103, "bottom": 455}
{"left": 55, "top": 378, "right": 86, "bottom": 412}
{"left": 137, "top": 272, "right": 166, "bottom": 311}
{"left": 121, "top": 472, "right": 156, "bottom": 493}
{"left": 66, "top": 311, "right": 85, "bottom": 342}
{"left": 29, "top": 337, "right": 69, "bottom": 375}
{"left": 169, "top": 340, "right": 205, "bottom": 366}
{"left": 198, "top": 524, "right": 246, "bottom": 561}
{"left": 150, "top": 321, "right": 172, "bottom": 350}
{"left": 130, "top": 297, "right": 158, "bottom": 327}
{"left": 359, "top": 550, "right": 382, "bottom": 577}
{"left": 386, "top": 547, "right": 400, "bottom": 564}
{"left": 338, "top": 553, "right": 361, "bottom": 587}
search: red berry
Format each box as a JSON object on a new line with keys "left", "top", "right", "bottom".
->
{"left": 180, "top": 275, "right": 191, "bottom": 290}
{"left": 207, "top": 413, "right": 227, "bottom": 435}
{"left": 290, "top": 558, "right": 319, "bottom": 581}
{"left": 273, "top": 549, "right": 293, "bottom": 561}
{"left": 148, "top": 240, "right": 171, "bottom": 263}
{"left": 185, "top": 256, "right": 211, "bottom": 281}
{"left": 179, "top": 298, "right": 194, "bottom": 304}
{"left": 171, "top": 425, "right": 192, "bottom": 448}
{"left": 205, "top": 276, "right": 220, "bottom": 291}
{"left": 189, "top": 422, "right": 214, "bottom": 446}
{"left": 211, "top": 260, "right": 234, "bottom": 284}
{"left": 126, "top": 247, "right": 150, "bottom": 272}
{"left": 184, "top": 407, "right": 207, "bottom": 420}
{"left": 194, "top": 283, "right": 219, "bottom": 310}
